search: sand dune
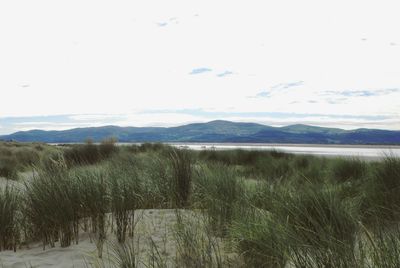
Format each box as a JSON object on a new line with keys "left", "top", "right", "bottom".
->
{"left": 0, "top": 209, "right": 186, "bottom": 268}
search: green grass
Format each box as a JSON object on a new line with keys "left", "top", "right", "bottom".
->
{"left": 231, "top": 209, "right": 288, "bottom": 268}
{"left": 277, "top": 183, "right": 359, "bottom": 267}
{"left": 0, "top": 184, "right": 20, "bottom": 251}
{"left": 2, "top": 143, "right": 400, "bottom": 268}
{"left": 174, "top": 210, "right": 228, "bottom": 268}
{"left": 63, "top": 139, "right": 118, "bottom": 167}
{"left": 366, "top": 224, "right": 400, "bottom": 268}
{"left": 108, "top": 153, "right": 142, "bottom": 243}
{"left": 330, "top": 157, "right": 367, "bottom": 182}
{"left": 139, "top": 152, "right": 174, "bottom": 208}
{"left": 168, "top": 149, "right": 193, "bottom": 208}
{"left": 0, "top": 153, "right": 18, "bottom": 179}
{"left": 0, "top": 141, "right": 59, "bottom": 179}
{"left": 73, "top": 166, "right": 109, "bottom": 257}
{"left": 24, "top": 158, "right": 81, "bottom": 248}
{"left": 108, "top": 241, "right": 140, "bottom": 268}
{"left": 361, "top": 156, "right": 400, "bottom": 226}
{"left": 194, "top": 164, "right": 245, "bottom": 237}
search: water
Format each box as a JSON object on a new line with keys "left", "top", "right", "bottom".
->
{"left": 55, "top": 142, "right": 400, "bottom": 160}
{"left": 164, "top": 143, "right": 400, "bottom": 160}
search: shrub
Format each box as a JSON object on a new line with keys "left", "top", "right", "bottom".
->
{"left": 99, "top": 138, "right": 118, "bottom": 158}
{"left": 63, "top": 140, "right": 100, "bottom": 166}
{"left": 64, "top": 139, "right": 118, "bottom": 167}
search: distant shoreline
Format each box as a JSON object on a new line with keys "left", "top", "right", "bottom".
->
{"left": 164, "top": 142, "right": 400, "bottom": 149}
{"left": 48, "top": 142, "right": 400, "bottom": 149}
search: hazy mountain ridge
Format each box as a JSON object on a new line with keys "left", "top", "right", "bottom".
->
{"left": 1, "top": 120, "right": 400, "bottom": 144}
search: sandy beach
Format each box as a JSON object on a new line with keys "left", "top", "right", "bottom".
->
{"left": 0, "top": 209, "right": 191, "bottom": 268}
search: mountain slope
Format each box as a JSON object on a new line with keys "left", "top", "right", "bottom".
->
{"left": 1, "top": 120, "right": 399, "bottom": 144}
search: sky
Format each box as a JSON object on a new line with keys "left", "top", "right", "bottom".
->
{"left": 1, "top": 0, "right": 400, "bottom": 135}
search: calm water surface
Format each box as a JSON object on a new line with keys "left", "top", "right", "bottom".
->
{"left": 164, "top": 143, "right": 400, "bottom": 160}
{"left": 58, "top": 142, "right": 400, "bottom": 160}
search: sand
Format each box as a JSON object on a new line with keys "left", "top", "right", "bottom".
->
{"left": 1, "top": 171, "right": 213, "bottom": 268}
{"left": 0, "top": 209, "right": 188, "bottom": 268}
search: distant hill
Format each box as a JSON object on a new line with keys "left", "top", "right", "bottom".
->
{"left": 1, "top": 120, "right": 400, "bottom": 144}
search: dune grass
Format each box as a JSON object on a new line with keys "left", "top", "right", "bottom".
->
{"left": 0, "top": 184, "right": 20, "bottom": 252}
{"left": 0, "top": 153, "right": 18, "bottom": 180}
{"left": 24, "top": 158, "right": 81, "bottom": 248}
{"left": 140, "top": 153, "right": 174, "bottom": 208}
{"left": 108, "top": 153, "right": 142, "bottom": 243}
{"left": 63, "top": 139, "right": 118, "bottom": 167}
{"left": 276, "top": 184, "right": 359, "bottom": 267}
{"left": 367, "top": 224, "right": 400, "bottom": 268}
{"left": 168, "top": 149, "right": 193, "bottom": 208}
{"left": 0, "top": 141, "right": 59, "bottom": 179}
{"left": 174, "top": 210, "right": 228, "bottom": 268}
{"left": 2, "top": 143, "right": 400, "bottom": 267}
{"left": 231, "top": 209, "right": 288, "bottom": 268}
{"left": 361, "top": 156, "right": 400, "bottom": 227}
{"left": 193, "top": 163, "right": 245, "bottom": 237}
{"left": 330, "top": 157, "right": 367, "bottom": 182}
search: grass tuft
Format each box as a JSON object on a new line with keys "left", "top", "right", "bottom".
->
{"left": 168, "top": 149, "right": 193, "bottom": 208}
{"left": 0, "top": 184, "right": 21, "bottom": 251}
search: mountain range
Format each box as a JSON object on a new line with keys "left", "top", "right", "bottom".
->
{"left": 1, "top": 120, "right": 400, "bottom": 144}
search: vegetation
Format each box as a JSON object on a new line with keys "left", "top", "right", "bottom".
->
{"left": 0, "top": 141, "right": 57, "bottom": 179}
{"left": 194, "top": 164, "right": 244, "bottom": 236}
{"left": 63, "top": 138, "right": 118, "bottom": 166}
{"left": 1, "top": 141, "right": 400, "bottom": 267}
{"left": 0, "top": 184, "right": 20, "bottom": 251}
{"left": 168, "top": 149, "right": 193, "bottom": 208}
{"left": 330, "top": 157, "right": 366, "bottom": 182}
{"left": 362, "top": 156, "right": 400, "bottom": 226}
{"left": 24, "top": 158, "right": 80, "bottom": 248}
{"left": 230, "top": 206, "right": 286, "bottom": 267}
{"left": 108, "top": 153, "right": 142, "bottom": 243}
{"left": 174, "top": 210, "right": 227, "bottom": 267}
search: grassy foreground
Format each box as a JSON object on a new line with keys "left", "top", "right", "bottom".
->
{"left": 1, "top": 141, "right": 400, "bottom": 267}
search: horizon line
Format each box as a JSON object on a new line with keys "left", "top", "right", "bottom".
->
{"left": 1, "top": 119, "right": 398, "bottom": 137}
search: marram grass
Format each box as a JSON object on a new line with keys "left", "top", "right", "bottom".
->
{"left": 1, "top": 144, "right": 400, "bottom": 268}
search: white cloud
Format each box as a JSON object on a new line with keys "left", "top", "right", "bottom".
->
{"left": 0, "top": 0, "right": 399, "bottom": 130}
{"left": 68, "top": 114, "right": 124, "bottom": 121}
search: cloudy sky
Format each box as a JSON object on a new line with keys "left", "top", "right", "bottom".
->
{"left": 1, "top": 0, "right": 400, "bottom": 134}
